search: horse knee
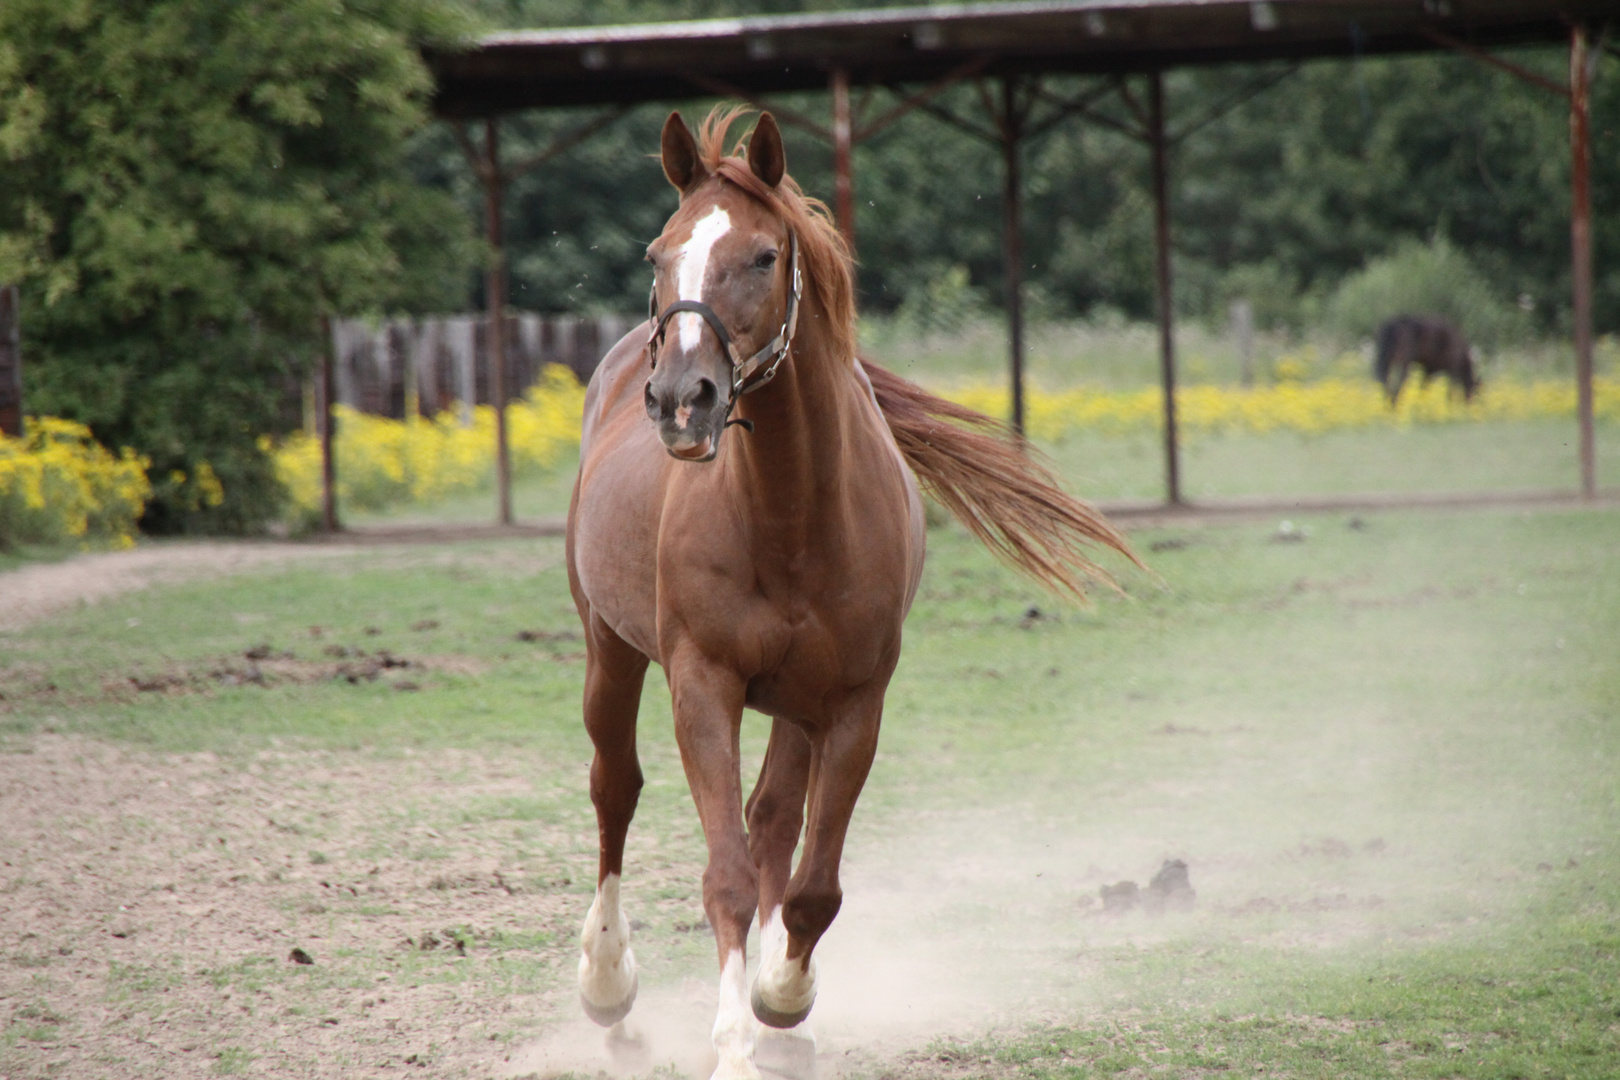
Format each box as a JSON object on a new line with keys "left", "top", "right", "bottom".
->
{"left": 589, "top": 758, "right": 643, "bottom": 807}
{"left": 702, "top": 862, "right": 759, "bottom": 931}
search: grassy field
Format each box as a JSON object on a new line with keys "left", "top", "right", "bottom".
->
{"left": 1, "top": 489, "right": 1616, "bottom": 1077}
{"left": 338, "top": 420, "right": 1617, "bottom": 528}
{"left": 858, "top": 315, "right": 1619, "bottom": 390}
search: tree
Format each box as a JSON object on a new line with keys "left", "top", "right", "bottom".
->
{"left": 0, "top": 0, "right": 477, "bottom": 532}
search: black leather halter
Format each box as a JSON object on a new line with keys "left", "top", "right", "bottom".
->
{"left": 646, "top": 233, "right": 802, "bottom": 411}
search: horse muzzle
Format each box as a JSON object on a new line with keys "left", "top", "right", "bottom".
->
{"left": 645, "top": 373, "right": 728, "bottom": 462}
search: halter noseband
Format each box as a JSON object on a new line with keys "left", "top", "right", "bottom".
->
{"left": 646, "top": 233, "right": 802, "bottom": 413}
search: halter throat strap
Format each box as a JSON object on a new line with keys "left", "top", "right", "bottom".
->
{"left": 647, "top": 233, "right": 801, "bottom": 401}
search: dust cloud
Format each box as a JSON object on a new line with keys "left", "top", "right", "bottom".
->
{"left": 502, "top": 679, "right": 1585, "bottom": 1080}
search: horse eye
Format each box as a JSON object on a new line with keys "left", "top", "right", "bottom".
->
{"left": 753, "top": 251, "right": 778, "bottom": 270}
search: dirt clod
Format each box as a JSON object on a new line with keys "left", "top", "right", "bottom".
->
{"left": 289, "top": 947, "right": 315, "bottom": 965}
{"left": 1145, "top": 859, "right": 1197, "bottom": 913}
{"left": 1100, "top": 880, "right": 1139, "bottom": 912}
{"left": 516, "top": 628, "right": 577, "bottom": 643}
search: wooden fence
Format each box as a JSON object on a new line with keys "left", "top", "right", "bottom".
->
{"left": 326, "top": 312, "right": 636, "bottom": 420}
{"left": 0, "top": 286, "right": 21, "bottom": 437}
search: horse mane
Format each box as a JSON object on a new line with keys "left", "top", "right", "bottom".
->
{"left": 693, "top": 106, "right": 858, "bottom": 367}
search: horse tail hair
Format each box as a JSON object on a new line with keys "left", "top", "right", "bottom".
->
{"left": 862, "top": 360, "right": 1142, "bottom": 602}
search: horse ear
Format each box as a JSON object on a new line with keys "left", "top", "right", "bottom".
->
{"left": 661, "top": 112, "right": 705, "bottom": 192}
{"left": 748, "top": 113, "right": 786, "bottom": 188}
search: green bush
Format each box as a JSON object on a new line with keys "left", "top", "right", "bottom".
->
{"left": 1326, "top": 237, "right": 1527, "bottom": 351}
{"left": 0, "top": 0, "right": 476, "bottom": 534}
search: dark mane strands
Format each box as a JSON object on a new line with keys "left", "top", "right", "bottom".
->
{"left": 693, "top": 104, "right": 1138, "bottom": 601}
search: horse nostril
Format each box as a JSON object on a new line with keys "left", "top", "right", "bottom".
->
{"left": 644, "top": 381, "right": 661, "bottom": 419}
{"left": 685, "top": 378, "right": 718, "bottom": 413}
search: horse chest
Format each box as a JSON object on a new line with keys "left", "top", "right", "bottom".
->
{"left": 731, "top": 552, "right": 906, "bottom": 700}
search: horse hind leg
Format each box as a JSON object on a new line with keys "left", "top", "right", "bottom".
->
{"left": 746, "top": 721, "right": 819, "bottom": 1077}
{"left": 578, "top": 616, "right": 650, "bottom": 1027}
{"left": 747, "top": 719, "right": 812, "bottom": 935}
{"left": 753, "top": 691, "right": 882, "bottom": 1031}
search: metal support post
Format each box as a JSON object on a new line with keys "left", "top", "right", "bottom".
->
{"left": 1000, "top": 79, "right": 1026, "bottom": 439}
{"left": 831, "top": 68, "right": 856, "bottom": 251}
{"left": 1570, "top": 26, "right": 1596, "bottom": 498}
{"left": 485, "top": 118, "right": 513, "bottom": 525}
{"left": 319, "top": 315, "right": 338, "bottom": 533}
{"left": 1149, "top": 71, "right": 1183, "bottom": 505}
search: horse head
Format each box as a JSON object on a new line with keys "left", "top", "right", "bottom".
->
{"left": 643, "top": 110, "right": 796, "bottom": 462}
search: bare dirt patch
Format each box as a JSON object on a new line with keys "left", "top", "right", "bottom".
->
{"left": 0, "top": 734, "right": 687, "bottom": 1078}
{"left": 0, "top": 543, "right": 354, "bottom": 635}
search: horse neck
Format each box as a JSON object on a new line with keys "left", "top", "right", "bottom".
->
{"left": 723, "top": 299, "right": 859, "bottom": 535}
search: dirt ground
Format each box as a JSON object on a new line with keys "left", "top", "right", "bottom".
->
{"left": 0, "top": 543, "right": 356, "bottom": 635}
{"left": 0, "top": 730, "right": 652, "bottom": 1079}
{"left": 1, "top": 542, "right": 627, "bottom": 1078}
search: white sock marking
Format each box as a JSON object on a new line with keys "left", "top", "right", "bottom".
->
{"left": 579, "top": 873, "right": 637, "bottom": 1013}
{"left": 755, "top": 905, "right": 816, "bottom": 1016}
{"left": 711, "top": 947, "right": 760, "bottom": 1080}
{"left": 676, "top": 206, "right": 732, "bottom": 352}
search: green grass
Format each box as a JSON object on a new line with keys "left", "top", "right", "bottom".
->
{"left": 859, "top": 314, "right": 1619, "bottom": 390}
{"left": 2, "top": 487, "right": 1617, "bottom": 1075}
{"left": 326, "top": 419, "right": 1614, "bottom": 529}
{"left": 1047, "top": 419, "right": 1618, "bottom": 500}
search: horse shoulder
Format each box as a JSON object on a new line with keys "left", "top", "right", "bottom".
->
{"left": 570, "top": 322, "right": 667, "bottom": 660}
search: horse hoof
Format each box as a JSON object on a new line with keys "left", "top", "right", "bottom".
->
{"left": 756, "top": 1025, "right": 817, "bottom": 1080}
{"left": 605, "top": 1021, "right": 648, "bottom": 1067}
{"left": 580, "top": 974, "right": 637, "bottom": 1027}
{"left": 751, "top": 980, "right": 813, "bottom": 1030}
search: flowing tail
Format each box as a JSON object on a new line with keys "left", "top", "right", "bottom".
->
{"left": 862, "top": 360, "right": 1142, "bottom": 601}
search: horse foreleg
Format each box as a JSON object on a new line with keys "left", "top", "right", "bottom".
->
{"left": 669, "top": 658, "right": 759, "bottom": 1080}
{"left": 579, "top": 617, "right": 649, "bottom": 1027}
{"left": 753, "top": 691, "right": 881, "bottom": 1030}
{"left": 1385, "top": 350, "right": 1411, "bottom": 406}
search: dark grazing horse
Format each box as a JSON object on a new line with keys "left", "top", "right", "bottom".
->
{"left": 1374, "top": 315, "right": 1479, "bottom": 405}
{"left": 566, "top": 106, "right": 1136, "bottom": 1079}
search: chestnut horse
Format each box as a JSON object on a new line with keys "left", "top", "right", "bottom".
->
{"left": 566, "top": 107, "right": 1134, "bottom": 1079}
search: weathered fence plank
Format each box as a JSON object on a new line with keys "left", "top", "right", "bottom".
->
{"left": 0, "top": 285, "right": 21, "bottom": 437}
{"left": 324, "top": 312, "right": 632, "bottom": 419}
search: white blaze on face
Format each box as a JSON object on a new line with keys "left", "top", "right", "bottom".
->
{"left": 578, "top": 873, "right": 637, "bottom": 1015}
{"left": 675, "top": 205, "right": 732, "bottom": 352}
{"left": 710, "top": 947, "right": 760, "bottom": 1080}
{"left": 755, "top": 905, "right": 816, "bottom": 1018}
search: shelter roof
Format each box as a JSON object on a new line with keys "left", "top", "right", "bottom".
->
{"left": 427, "top": 0, "right": 1603, "bottom": 117}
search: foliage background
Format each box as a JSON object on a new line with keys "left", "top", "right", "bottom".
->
{"left": 0, "top": 0, "right": 477, "bottom": 533}
{"left": 2, "top": 0, "right": 1615, "bottom": 533}
{"left": 449, "top": 0, "right": 1618, "bottom": 342}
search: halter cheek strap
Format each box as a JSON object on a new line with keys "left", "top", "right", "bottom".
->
{"left": 646, "top": 233, "right": 802, "bottom": 405}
